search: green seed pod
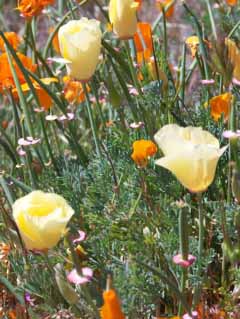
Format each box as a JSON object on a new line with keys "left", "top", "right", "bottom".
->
{"left": 54, "top": 264, "right": 79, "bottom": 305}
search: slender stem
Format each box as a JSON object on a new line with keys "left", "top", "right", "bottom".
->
{"left": 198, "top": 193, "right": 204, "bottom": 262}
{"left": 178, "top": 207, "right": 189, "bottom": 316}
{"left": 204, "top": 0, "right": 217, "bottom": 40}
{"left": 182, "top": 1, "right": 210, "bottom": 80}
{"left": 83, "top": 83, "right": 101, "bottom": 157}
{"left": 228, "top": 20, "right": 240, "bottom": 38}
{"left": 125, "top": 41, "right": 143, "bottom": 96}
{"left": 193, "top": 192, "right": 204, "bottom": 308}
{"left": 162, "top": 7, "right": 168, "bottom": 60}
{"left": 81, "top": 285, "right": 101, "bottom": 319}
{"left": 40, "top": 115, "right": 59, "bottom": 174}
{"left": 179, "top": 44, "right": 186, "bottom": 107}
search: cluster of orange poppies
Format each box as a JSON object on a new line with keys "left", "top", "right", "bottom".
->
{"left": 17, "top": 0, "right": 55, "bottom": 18}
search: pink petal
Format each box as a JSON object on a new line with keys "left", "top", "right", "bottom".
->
{"left": 201, "top": 79, "right": 215, "bottom": 85}
{"left": 67, "top": 113, "right": 75, "bottom": 120}
{"left": 82, "top": 267, "right": 93, "bottom": 279}
{"left": 222, "top": 130, "right": 240, "bottom": 139}
{"left": 129, "top": 121, "right": 145, "bottom": 129}
{"left": 233, "top": 78, "right": 240, "bottom": 86}
{"left": 58, "top": 115, "right": 67, "bottom": 121}
{"left": 34, "top": 108, "right": 44, "bottom": 113}
{"left": 17, "top": 146, "right": 26, "bottom": 156}
{"left": 173, "top": 254, "right": 196, "bottom": 268}
{"left": 183, "top": 311, "right": 198, "bottom": 319}
{"left": 73, "top": 230, "right": 86, "bottom": 244}
{"left": 129, "top": 88, "right": 139, "bottom": 96}
{"left": 18, "top": 138, "right": 31, "bottom": 146}
{"left": 67, "top": 267, "right": 93, "bottom": 285}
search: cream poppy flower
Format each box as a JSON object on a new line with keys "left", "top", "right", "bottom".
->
{"left": 58, "top": 18, "right": 102, "bottom": 81}
{"left": 109, "top": 0, "right": 139, "bottom": 39}
{"left": 154, "top": 124, "right": 227, "bottom": 193}
{"left": 13, "top": 191, "right": 74, "bottom": 250}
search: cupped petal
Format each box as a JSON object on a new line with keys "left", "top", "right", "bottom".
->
{"left": 155, "top": 145, "right": 227, "bottom": 193}
{"left": 154, "top": 124, "right": 220, "bottom": 157}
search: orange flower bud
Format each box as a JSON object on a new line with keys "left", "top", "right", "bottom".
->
{"left": 134, "top": 22, "right": 153, "bottom": 65}
{"left": 156, "top": 0, "right": 175, "bottom": 19}
{"left": 209, "top": 92, "right": 232, "bottom": 122}
{"left": 131, "top": 140, "right": 157, "bottom": 168}
{"left": 100, "top": 289, "right": 125, "bottom": 319}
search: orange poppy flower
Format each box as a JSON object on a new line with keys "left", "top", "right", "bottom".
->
{"left": 17, "top": 0, "right": 54, "bottom": 18}
{"left": 134, "top": 22, "right": 153, "bottom": 65}
{"left": 100, "top": 289, "right": 125, "bottom": 319}
{"left": 0, "top": 32, "right": 21, "bottom": 52}
{"left": 17, "top": 0, "right": 43, "bottom": 18}
{"left": 0, "top": 52, "right": 36, "bottom": 93}
{"left": 131, "top": 139, "right": 158, "bottom": 168}
{"left": 226, "top": 0, "right": 238, "bottom": 6}
{"left": 63, "top": 76, "right": 89, "bottom": 104}
{"left": 12, "top": 77, "right": 57, "bottom": 110}
{"left": 156, "top": 0, "right": 175, "bottom": 19}
{"left": 209, "top": 92, "right": 232, "bottom": 122}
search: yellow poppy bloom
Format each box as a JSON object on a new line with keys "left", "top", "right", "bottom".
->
{"left": 109, "top": 0, "right": 140, "bottom": 39}
{"left": 154, "top": 124, "right": 227, "bottom": 193}
{"left": 13, "top": 191, "right": 74, "bottom": 250}
{"left": 58, "top": 18, "right": 102, "bottom": 81}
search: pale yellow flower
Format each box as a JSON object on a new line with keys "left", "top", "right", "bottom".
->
{"left": 109, "top": 0, "right": 139, "bottom": 39}
{"left": 154, "top": 124, "right": 227, "bottom": 193}
{"left": 13, "top": 191, "right": 74, "bottom": 250}
{"left": 58, "top": 18, "right": 102, "bottom": 81}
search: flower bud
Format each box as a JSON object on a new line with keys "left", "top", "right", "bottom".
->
{"left": 109, "top": 0, "right": 139, "bottom": 39}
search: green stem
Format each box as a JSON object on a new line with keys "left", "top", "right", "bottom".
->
{"left": 193, "top": 192, "right": 204, "bottom": 308}
{"left": 125, "top": 41, "right": 143, "bottom": 96}
{"left": 83, "top": 83, "right": 101, "bottom": 157}
{"left": 40, "top": 115, "right": 59, "bottom": 174}
{"left": 81, "top": 285, "right": 101, "bottom": 319}
{"left": 204, "top": 0, "right": 217, "bottom": 40}
{"left": 162, "top": 7, "right": 168, "bottom": 60}
{"left": 179, "top": 44, "right": 186, "bottom": 107}
{"left": 198, "top": 193, "right": 204, "bottom": 262}
{"left": 228, "top": 20, "right": 240, "bottom": 38}
{"left": 182, "top": 1, "right": 210, "bottom": 79}
{"left": 178, "top": 207, "right": 189, "bottom": 316}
